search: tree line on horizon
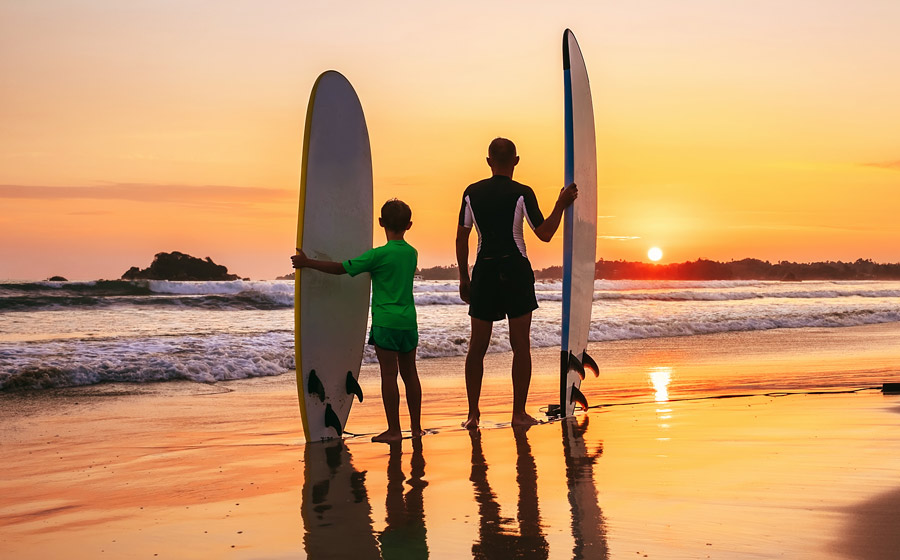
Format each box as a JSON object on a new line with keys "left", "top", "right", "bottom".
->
{"left": 417, "top": 258, "right": 900, "bottom": 281}
{"left": 119, "top": 251, "right": 900, "bottom": 282}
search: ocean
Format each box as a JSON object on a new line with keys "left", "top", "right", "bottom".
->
{"left": 2, "top": 279, "right": 900, "bottom": 391}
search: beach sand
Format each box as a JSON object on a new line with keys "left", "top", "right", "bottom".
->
{"left": 2, "top": 323, "right": 900, "bottom": 559}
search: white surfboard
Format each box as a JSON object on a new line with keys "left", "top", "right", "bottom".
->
{"left": 295, "top": 71, "right": 372, "bottom": 441}
{"left": 560, "top": 29, "right": 599, "bottom": 417}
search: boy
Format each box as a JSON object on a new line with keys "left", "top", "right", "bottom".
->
{"left": 292, "top": 199, "right": 422, "bottom": 443}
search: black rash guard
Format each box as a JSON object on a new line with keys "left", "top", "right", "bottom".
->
{"left": 458, "top": 175, "right": 545, "bottom": 260}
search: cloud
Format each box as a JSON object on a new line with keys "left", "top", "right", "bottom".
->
{"left": 0, "top": 183, "right": 294, "bottom": 205}
{"left": 599, "top": 235, "right": 640, "bottom": 241}
{"left": 861, "top": 161, "right": 900, "bottom": 171}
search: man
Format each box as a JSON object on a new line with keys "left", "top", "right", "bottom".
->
{"left": 456, "top": 137, "right": 577, "bottom": 428}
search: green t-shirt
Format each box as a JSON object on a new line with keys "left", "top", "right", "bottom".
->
{"left": 343, "top": 239, "right": 417, "bottom": 330}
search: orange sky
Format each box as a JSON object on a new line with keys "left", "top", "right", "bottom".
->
{"left": 2, "top": 1, "right": 900, "bottom": 280}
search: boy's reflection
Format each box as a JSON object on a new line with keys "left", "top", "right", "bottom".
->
{"left": 562, "top": 416, "right": 608, "bottom": 559}
{"left": 469, "top": 427, "right": 549, "bottom": 559}
{"left": 301, "top": 440, "right": 381, "bottom": 559}
{"left": 379, "top": 438, "right": 428, "bottom": 559}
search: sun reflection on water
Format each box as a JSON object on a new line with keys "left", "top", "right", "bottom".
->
{"left": 649, "top": 366, "right": 672, "bottom": 402}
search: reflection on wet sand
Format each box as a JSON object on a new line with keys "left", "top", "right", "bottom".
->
{"left": 301, "top": 439, "right": 380, "bottom": 559}
{"left": 562, "top": 416, "right": 608, "bottom": 559}
{"left": 301, "top": 438, "right": 429, "bottom": 559}
{"left": 301, "top": 420, "right": 610, "bottom": 559}
{"left": 379, "top": 439, "right": 428, "bottom": 559}
{"left": 469, "top": 428, "right": 549, "bottom": 559}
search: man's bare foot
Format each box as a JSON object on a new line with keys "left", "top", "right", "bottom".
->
{"left": 462, "top": 414, "right": 480, "bottom": 430}
{"left": 372, "top": 429, "right": 403, "bottom": 443}
{"left": 411, "top": 427, "right": 426, "bottom": 438}
{"left": 511, "top": 412, "right": 539, "bottom": 427}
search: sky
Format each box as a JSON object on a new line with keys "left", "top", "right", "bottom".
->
{"left": 2, "top": 0, "right": 900, "bottom": 280}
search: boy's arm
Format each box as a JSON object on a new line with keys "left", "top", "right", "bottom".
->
{"left": 292, "top": 249, "right": 347, "bottom": 275}
{"left": 534, "top": 183, "right": 578, "bottom": 242}
{"left": 456, "top": 225, "right": 472, "bottom": 304}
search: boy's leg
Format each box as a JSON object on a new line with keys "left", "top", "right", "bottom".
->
{"left": 373, "top": 345, "right": 403, "bottom": 443}
{"left": 508, "top": 311, "right": 538, "bottom": 426}
{"left": 398, "top": 349, "right": 423, "bottom": 436}
{"left": 463, "top": 317, "right": 492, "bottom": 429}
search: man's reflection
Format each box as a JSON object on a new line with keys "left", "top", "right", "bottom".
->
{"left": 379, "top": 438, "right": 428, "bottom": 559}
{"left": 469, "top": 427, "right": 549, "bottom": 559}
{"left": 562, "top": 416, "right": 608, "bottom": 559}
{"left": 301, "top": 440, "right": 380, "bottom": 559}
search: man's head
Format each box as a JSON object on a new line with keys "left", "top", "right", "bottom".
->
{"left": 379, "top": 198, "right": 412, "bottom": 233}
{"left": 487, "top": 137, "right": 519, "bottom": 176}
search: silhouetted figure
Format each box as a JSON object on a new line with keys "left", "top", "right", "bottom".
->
{"left": 457, "top": 137, "right": 578, "bottom": 429}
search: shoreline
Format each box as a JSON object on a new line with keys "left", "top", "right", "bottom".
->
{"left": 2, "top": 323, "right": 900, "bottom": 558}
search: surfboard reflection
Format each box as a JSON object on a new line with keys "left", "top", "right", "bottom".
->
{"left": 468, "top": 427, "right": 549, "bottom": 559}
{"left": 562, "top": 416, "right": 609, "bottom": 559}
{"left": 301, "top": 440, "right": 380, "bottom": 559}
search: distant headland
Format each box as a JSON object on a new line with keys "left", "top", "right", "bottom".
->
{"left": 122, "top": 251, "right": 241, "bottom": 281}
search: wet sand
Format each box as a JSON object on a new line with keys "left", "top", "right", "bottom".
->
{"left": 2, "top": 323, "right": 900, "bottom": 559}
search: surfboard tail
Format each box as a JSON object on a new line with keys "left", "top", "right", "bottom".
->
{"left": 582, "top": 350, "right": 599, "bottom": 377}
{"left": 324, "top": 403, "right": 343, "bottom": 437}
{"left": 567, "top": 352, "right": 586, "bottom": 380}
{"left": 570, "top": 384, "right": 589, "bottom": 411}
{"left": 345, "top": 371, "right": 363, "bottom": 403}
{"left": 308, "top": 370, "right": 326, "bottom": 402}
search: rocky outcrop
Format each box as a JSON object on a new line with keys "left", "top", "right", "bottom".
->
{"left": 122, "top": 251, "right": 239, "bottom": 281}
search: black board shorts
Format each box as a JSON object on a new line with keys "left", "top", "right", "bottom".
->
{"left": 469, "top": 255, "right": 538, "bottom": 322}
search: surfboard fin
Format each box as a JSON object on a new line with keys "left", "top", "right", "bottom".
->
{"left": 345, "top": 371, "right": 363, "bottom": 403}
{"left": 567, "top": 352, "right": 586, "bottom": 380}
{"left": 570, "top": 384, "right": 589, "bottom": 411}
{"left": 308, "top": 370, "right": 326, "bottom": 402}
{"left": 582, "top": 351, "right": 599, "bottom": 377}
{"left": 324, "top": 403, "right": 343, "bottom": 436}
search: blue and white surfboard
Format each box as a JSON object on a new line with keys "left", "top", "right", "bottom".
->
{"left": 560, "top": 29, "right": 599, "bottom": 417}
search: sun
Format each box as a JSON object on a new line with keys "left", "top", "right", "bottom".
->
{"left": 648, "top": 247, "right": 663, "bottom": 262}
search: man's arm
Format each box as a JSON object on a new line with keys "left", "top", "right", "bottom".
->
{"left": 291, "top": 249, "right": 347, "bottom": 275}
{"left": 534, "top": 183, "right": 578, "bottom": 242}
{"left": 456, "top": 225, "right": 472, "bottom": 303}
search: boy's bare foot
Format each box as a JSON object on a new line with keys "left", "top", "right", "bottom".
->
{"left": 511, "top": 412, "right": 539, "bottom": 427}
{"left": 462, "top": 414, "right": 480, "bottom": 430}
{"left": 372, "top": 429, "right": 403, "bottom": 443}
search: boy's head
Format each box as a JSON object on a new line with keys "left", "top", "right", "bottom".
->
{"left": 379, "top": 198, "right": 412, "bottom": 233}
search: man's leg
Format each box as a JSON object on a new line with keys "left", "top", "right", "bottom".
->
{"left": 398, "top": 349, "right": 423, "bottom": 437}
{"left": 373, "top": 345, "right": 403, "bottom": 443}
{"left": 463, "top": 317, "right": 493, "bottom": 429}
{"left": 508, "top": 311, "right": 538, "bottom": 426}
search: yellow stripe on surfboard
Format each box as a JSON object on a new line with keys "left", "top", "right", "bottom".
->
{"left": 295, "top": 73, "right": 325, "bottom": 443}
